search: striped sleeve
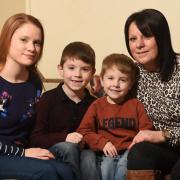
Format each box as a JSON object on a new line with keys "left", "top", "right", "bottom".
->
{"left": 0, "top": 141, "right": 25, "bottom": 156}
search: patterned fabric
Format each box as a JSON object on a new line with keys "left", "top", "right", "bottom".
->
{"left": 136, "top": 57, "right": 180, "bottom": 147}
{"left": 0, "top": 73, "right": 42, "bottom": 156}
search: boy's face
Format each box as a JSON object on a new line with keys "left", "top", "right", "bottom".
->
{"left": 58, "top": 58, "right": 94, "bottom": 93}
{"left": 101, "top": 66, "right": 133, "bottom": 104}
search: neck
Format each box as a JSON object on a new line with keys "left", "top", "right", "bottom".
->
{"left": 0, "top": 61, "right": 29, "bottom": 83}
{"left": 143, "top": 62, "right": 159, "bottom": 72}
{"left": 62, "top": 84, "right": 85, "bottom": 103}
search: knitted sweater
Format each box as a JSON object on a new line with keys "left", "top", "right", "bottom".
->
{"left": 0, "top": 73, "right": 41, "bottom": 156}
{"left": 78, "top": 96, "right": 153, "bottom": 152}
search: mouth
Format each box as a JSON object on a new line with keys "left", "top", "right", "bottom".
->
{"left": 110, "top": 89, "right": 121, "bottom": 93}
{"left": 71, "top": 80, "right": 83, "bottom": 83}
{"left": 137, "top": 50, "right": 149, "bottom": 55}
{"left": 24, "top": 54, "right": 35, "bottom": 59}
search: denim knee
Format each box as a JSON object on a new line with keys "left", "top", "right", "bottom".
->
{"left": 50, "top": 142, "right": 79, "bottom": 159}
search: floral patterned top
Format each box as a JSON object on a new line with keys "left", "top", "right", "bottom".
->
{"left": 136, "top": 56, "right": 180, "bottom": 147}
{"left": 0, "top": 73, "right": 41, "bottom": 156}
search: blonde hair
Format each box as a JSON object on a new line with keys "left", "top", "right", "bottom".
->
{"left": 100, "top": 53, "right": 137, "bottom": 82}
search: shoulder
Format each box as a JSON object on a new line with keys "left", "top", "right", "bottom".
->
{"left": 29, "top": 72, "right": 42, "bottom": 91}
{"left": 84, "top": 88, "right": 97, "bottom": 103}
{"left": 125, "top": 98, "right": 144, "bottom": 107}
{"left": 90, "top": 96, "right": 107, "bottom": 106}
{"left": 41, "top": 84, "right": 61, "bottom": 99}
{"left": 176, "top": 55, "right": 180, "bottom": 70}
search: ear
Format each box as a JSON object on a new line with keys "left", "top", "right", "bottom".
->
{"left": 57, "top": 64, "right": 63, "bottom": 78}
{"left": 92, "top": 68, "right": 96, "bottom": 76}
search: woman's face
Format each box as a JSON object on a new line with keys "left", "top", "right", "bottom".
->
{"left": 7, "top": 23, "right": 42, "bottom": 67}
{"left": 128, "top": 22, "right": 159, "bottom": 71}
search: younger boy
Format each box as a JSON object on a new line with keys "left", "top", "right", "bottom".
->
{"left": 30, "top": 42, "right": 100, "bottom": 180}
{"left": 78, "top": 53, "right": 153, "bottom": 180}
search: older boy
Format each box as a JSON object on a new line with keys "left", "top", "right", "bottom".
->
{"left": 30, "top": 42, "right": 100, "bottom": 180}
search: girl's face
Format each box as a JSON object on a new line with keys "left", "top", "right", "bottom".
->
{"left": 7, "top": 23, "right": 42, "bottom": 67}
{"left": 101, "top": 66, "right": 133, "bottom": 104}
{"left": 128, "top": 22, "right": 159, "bottom": 71}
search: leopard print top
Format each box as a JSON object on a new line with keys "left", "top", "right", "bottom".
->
{"left": 136, "top": 56, "right": 180, "bottom": 147}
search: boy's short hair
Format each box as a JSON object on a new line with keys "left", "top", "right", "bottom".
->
{"left": 60, "top": 41, "right": 95, "bottom": 70}
{"left": 100, "top": 53, "right": 138, "bottom": 82}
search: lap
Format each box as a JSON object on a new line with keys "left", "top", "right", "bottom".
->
{"left": 0, "top": 155, "right": 74, "bottom": 180}
{"left": 127, "top": 142, "right": 180, "bottom": 173}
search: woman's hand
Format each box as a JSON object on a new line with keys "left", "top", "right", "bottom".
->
{"left": 103, "top": 142, "right": 118, "bottom": 158}
{"left": 66, "top": 132, "right": 83, "bottom": 143}
{"left": 25, "top": 148, "right": 55, "bottom": 160}
{"left": 128, "top": 130, "right": 165, "bottom": 149}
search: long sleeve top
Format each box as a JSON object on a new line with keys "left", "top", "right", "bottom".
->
{"left": 0, "top": 73, "right": 42, "bottom": 156}
{"left": 77, "top": 97, "right": 153, "bottom": 152}
{"left": 30, "top": 83, "right": 96, "bottom": 148}
{"left": 136, "top": 57, "right": 180, "bottom": 147}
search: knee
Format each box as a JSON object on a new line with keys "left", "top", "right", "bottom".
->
{"left": 81, "top": 150, "right": 97, "bottom": 168}
{"left": 52, "top": 142, "right": 79, "bottom": 155}
{"left": 171, "top": 160, "right": 180, "bottom": 180}
{"left": 127, "top": 142, "right": 154, "bottom": 169}
{"left": 101, "top": 157, "right": 114, "bottom": 168}
{"left": 128, "top": 142, "right": 153, "bottom": 161}
{"left": 81, "top": 149, "right": 96, "bottom": 162}
{"left": 39, "top": 162, "right": 57, "bottom": 176}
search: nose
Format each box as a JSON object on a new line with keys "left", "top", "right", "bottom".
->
{"left": 74, "top": 69, "right": 82, "bottom": 77}
{"left": 113, "top": 80, "right": 120, "bottom": 87}
{"left": 27, "top": 42, "right": 35, "bottom": 52}
{"left": 136, "top": 38, "right": 145, "bottom": 49}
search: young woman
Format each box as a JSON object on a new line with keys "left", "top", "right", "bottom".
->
{"left": 0, "top": 13, "right": 74, "bottom": 180}
{"left": 124, "top": 9, "right": 180, "bottom": 180}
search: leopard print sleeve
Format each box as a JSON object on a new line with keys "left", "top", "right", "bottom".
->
{"left": 136, "top": 56, "right": 180, "bottom": 147}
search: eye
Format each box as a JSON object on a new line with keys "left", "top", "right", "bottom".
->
{"left": 20, "top": 38, "right": 27, "bottom": 42}
{"left": 34, "top": 40, "right": 42, "bottom": 47}
{"left": 129, "top": 37, "right": 136, "bottom": 42}
{"left": 121, "top": 79, "right": 126, "bottom": 82}
{"left": 82, "top": 67, "right": 91, "bottom": 72}
{"left": 68, "top": 66, "right": 74, "bottom": 70}
{"left": 107, "top": 77, "right": 113, "bottom": 80}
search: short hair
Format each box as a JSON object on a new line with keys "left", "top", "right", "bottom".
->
{"left": 124, "top": 9, "right": 178, "bottom": 81}
{"left": 60, "top": 41, "right": 95, "bottom": 70}
{"left": 100, "top": 53, "right": 137, "bottom": 83}
{"left": 0, "top": 13, "right": 44, "bottom": 73}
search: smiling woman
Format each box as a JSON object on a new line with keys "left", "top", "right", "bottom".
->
{"left": 124, "top": 9, "right": 180, "bottom": 180}
{"left": 0, "top": 13, "right": 74, "bottom": 180}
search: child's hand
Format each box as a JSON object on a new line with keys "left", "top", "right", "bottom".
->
{"left": 103, "top": 142, "right": 118, "bottom": 158}
{"left": 66, "top": 132, "right": 83, "bottom": 143}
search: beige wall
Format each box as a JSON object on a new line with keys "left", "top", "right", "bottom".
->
{"left": 0, "top": 0, "right": 26, "bottom": 30}
{"left": 1, "top": 1, "right": 180, "bottom": 79}
{"left": 27, "top": 0, "right": 180, "bottom": 79}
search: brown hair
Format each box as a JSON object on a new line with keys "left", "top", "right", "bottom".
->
{"left": 60, "top": 41, "right": 95, "bottom": 71}
{"left": 100, "top": 53, "right": 137, "bottom": 83}
{"left": 0, "top": 13, "right": 44, "bottom": 75}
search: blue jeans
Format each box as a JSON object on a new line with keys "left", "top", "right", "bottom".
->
{"left": 50, "top": 142, "right": 101, "bottom": 180}
{"left": 0, "top": 155, "right": 74, "bottom": 180}
{"left": 97, "top": 150, "right": 128, "bottom": 180}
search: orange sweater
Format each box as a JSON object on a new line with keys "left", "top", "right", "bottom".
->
{"left": 78, "top": 96, "right": 153, "bottom": 152}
